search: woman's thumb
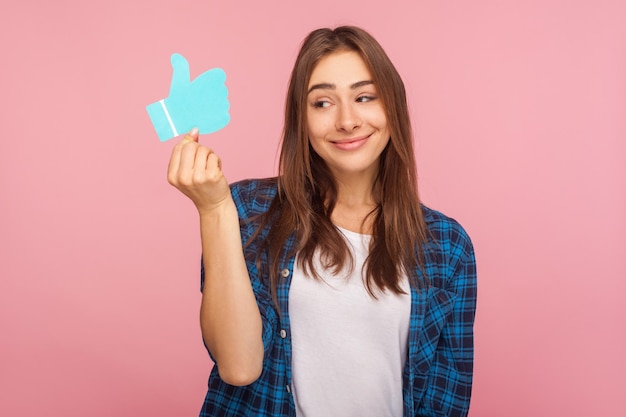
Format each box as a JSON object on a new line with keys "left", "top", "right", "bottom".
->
{"left": 184, "top": 127, "right": 199, "bottom": 142}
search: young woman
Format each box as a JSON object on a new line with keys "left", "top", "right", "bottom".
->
{"left": 167, "top": 26, "right": 477, "bottom": 417}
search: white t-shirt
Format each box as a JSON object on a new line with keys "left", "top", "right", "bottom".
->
{"left": 289, "top": 227, "right": 411, "bottom": 417}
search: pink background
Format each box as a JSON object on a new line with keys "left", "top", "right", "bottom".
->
{"left": 1, "top": 1, "right": 624, "bottom": 416}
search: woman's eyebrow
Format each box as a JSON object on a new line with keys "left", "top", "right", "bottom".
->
{"left": 351, "top": 80, "right": 374, "bottom": 89}
{"left": 307, "top": 80, "right": 374, "bottom": 94}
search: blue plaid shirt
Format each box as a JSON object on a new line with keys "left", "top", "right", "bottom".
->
{"left": 199, "top": 178, "right": 477, "bottom": 417}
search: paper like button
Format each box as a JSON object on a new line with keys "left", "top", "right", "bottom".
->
{"left": 147, "top": 53, "right": 230, "bottom": 141}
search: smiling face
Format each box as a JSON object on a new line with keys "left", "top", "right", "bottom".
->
{"left": 306, "top": 50, "right": 390, "bottom": 183}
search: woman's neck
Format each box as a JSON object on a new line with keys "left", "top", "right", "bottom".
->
{"left": 330, "top": 175, "right": 379, "bottom": 235}
{"left": 332, "top": 168, "right": 378, "bottom": 206}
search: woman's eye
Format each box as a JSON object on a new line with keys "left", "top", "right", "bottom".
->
{"left": 356, "top": 95, "right": 376, "bottom": 103}
{"left": 312, "top": 100, "right": 331, "bottom": 108}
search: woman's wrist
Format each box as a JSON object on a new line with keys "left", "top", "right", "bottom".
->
{"left": 196, "top": 197, "right": 237, "bottom": 220}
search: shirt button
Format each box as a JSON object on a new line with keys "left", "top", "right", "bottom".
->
{"left": 286, "top": 385, "right": 291, "bottom": 393}
{"left": 280, "top": 329, "right": 287, "bottom": 338}
{"left": 281, "top": 268, "right": 290, "bottom": 277}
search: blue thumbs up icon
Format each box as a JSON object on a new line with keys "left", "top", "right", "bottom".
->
{"left": 147, "top": 53, "right": 230, "bottom": 141}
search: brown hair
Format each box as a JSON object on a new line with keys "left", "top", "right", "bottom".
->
{"left": 254, "top": 26, "right": 429, "bottom": 304}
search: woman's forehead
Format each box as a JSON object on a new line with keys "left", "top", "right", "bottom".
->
{"left": 308, "top": 51, "right": 372, "bottom": 90}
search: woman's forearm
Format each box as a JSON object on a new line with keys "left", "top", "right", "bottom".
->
{"left": 198, "top": 199, "right": 264, "bottom": 386}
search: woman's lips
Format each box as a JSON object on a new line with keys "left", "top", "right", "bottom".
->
{"left": 331, "top": 135, "right": 370, "bottom": 150}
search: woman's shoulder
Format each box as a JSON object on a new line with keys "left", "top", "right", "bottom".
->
{"left": 229, "top": 177, "right": 279, "bottom": 217}
{"left": 230, "top": 177, "right": 278, "bottom": 194}
{"left": 420, "top": 204, "right": 474, "bottom": 260}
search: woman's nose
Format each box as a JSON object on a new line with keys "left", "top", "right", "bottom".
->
{"left": 335, "top": 103, "right": 362, "bottom": 132}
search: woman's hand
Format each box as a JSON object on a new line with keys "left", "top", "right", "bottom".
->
{"left": 167, "top": 128, "right": 232, "bottom": 215}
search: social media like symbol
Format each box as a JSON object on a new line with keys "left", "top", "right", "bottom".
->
{"left": 147, "top": 53, "right": 230, "bottom": 141}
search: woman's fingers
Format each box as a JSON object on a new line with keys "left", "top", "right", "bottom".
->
{"left": 178, "top": 140, "right": 202, "bottom": 184}
{"left": 193, "top": 145, "right": 211, "bottom": 183}
{"left": 206, "top": 152, "right": 223, "bottom": 181}
{"left": 166, "top": 129, "right": 230, "bottom": 212}
{"left": 168, "top": 129, "right": 223, "bottom": 186}
{"left": 168, "top": 129, "right": 200, "bottom": 181}
{"left": 167, "top": 141, "right": 183, "bottom": 185}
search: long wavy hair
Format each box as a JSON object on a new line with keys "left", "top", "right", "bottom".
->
{"left": 254, "top": 26, "right": 429, "bottom": 304}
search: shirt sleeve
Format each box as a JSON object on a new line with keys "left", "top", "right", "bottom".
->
{"left": 238, "top": 254, "right": 278, "bottom": 361}
{"left": 417, "top": 225, "right": 477, "bottom": 417}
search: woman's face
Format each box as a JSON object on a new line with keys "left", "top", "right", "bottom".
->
{"left": 306, "top": 50, "right": 390, "bottom": 181}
